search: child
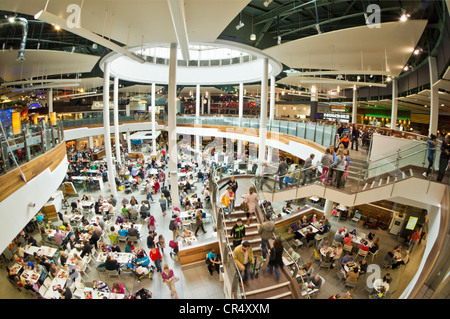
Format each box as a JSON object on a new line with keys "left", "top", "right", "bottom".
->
{"left": 252, "top": 252, "right": 265, "bottom": 279}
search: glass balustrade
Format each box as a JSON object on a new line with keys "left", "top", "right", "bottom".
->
{"left": 0, "top": 120, "right": 65, "bottom": 176}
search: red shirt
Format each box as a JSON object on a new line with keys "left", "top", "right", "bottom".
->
{"left": 149, "top": 248, "right": 162, "bottom": 261}
{"left": 411, "top": 231, "right": 421, "bottom": 242}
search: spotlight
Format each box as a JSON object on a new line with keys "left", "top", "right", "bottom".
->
{"left": 403, "top": 65, "right": 409, "bottom": 71}
{"left": 413, "top": 49, "right": 420, "bottom": 55}
{"left": 263, "top": 0, "right": 273, "bottom": 7}
{"left": 386, "top": 76, "right": 392, "bottom": 82}
{"left": 8, "top": 16, "right": 15, "bottom": 23}
{"left": 277, "top": 36, "right": 281, "bottom": 45}
{"left": 54, "top": 24, "right": 61, "bottom": 30}
{"left": 235, "top": 21, "right": 245, "bottom": 30}
{"left": 250, "top": 33, "right": 256, "bottom": 41}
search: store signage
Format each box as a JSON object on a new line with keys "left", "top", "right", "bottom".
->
{"left": 92, "top": 101, "right": 113, "bottom": 110}
{"left": 405, "top": 216, "right": 418, "bottom": 230}
{"left": 323, "top": 113, "right": 350, "bottom": 122}
{"left": 330, "top": 105, "right": 346, "bottom": 112}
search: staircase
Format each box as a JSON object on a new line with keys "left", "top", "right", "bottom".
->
{"left": 223, "top": 210, "right": 299, "bottom": 299}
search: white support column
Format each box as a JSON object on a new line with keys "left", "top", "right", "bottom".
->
{"left": 195, "top": 84, "right": 201, "bottom": 163}
{"left": 48, "top": 88, "right": 53, "bottom": 115}
{"left": 352, "top": 85, "right": 358, "bottom": 124}
{"left": 238, "top": 82, "right": 244, "bottom": 125}
{"left": 391, "top": 80, "right": 398, "bottom": 130}
{"left": 151, "top": 83, "right": 157, "bottom": 155}
{"left": 113, "top": 77, "right": 121, "bottom": 165}
{"left": 127, "top": 131, "right": 131, "bottom": 153}
{"left": 88, "top": 136, "right": 94, "bottom": 149}
{"left": 258, "top": 58, "right": 269, "bottom": 166}
{"left": 323, "top": 199, "right": 334, "bottom": 219}
{"left": 269, "top": 76, "right": 275, "bottom": 120}
{"left": 102, "top": 62, "right": 117, "bottom": 197}
{"left": 168, "top": 42, "right": 180, "bottom": 208}
{"left": 429, "top": 56, "right": 439, "bottom": 135}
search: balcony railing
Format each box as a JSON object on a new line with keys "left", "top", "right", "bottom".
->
{"left": 0, "top": 120, "right": 65, "bottom": 176}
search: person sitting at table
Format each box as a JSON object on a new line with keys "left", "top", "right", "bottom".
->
{"left": 89, "top": 230, "right": 100, "bottom": 249}
{"left": 299, "top": 227, "right": 316, "bottom": 245}
{"left": 50, "top": 262, "right": 60, "bottom": 278}
{"left": 360, "top": 239, "right": 370, "bottom": 252}
{"left": 59, "top": 251, "right": 68, "bottom": 267}
{"left": 319, "top": 238, "right": 330, "bottom": 249}
{"left": 308, "top": 275, "right": 323, "bottom": 290}
{"left": 367, "top": 231, "right": 375, "bottom": 241}
{"left": 359, "top": 259, "right": 368, "bottom": 275}
{"left": 300, "top": 261, "right": 313, "bottom": 280}
{"left": 73, "top": 253, "right": 85, "bottom": 271}
{"left": 125, "top": 241, "right": 135, "bottom": 253}
{"left": 383, "top": 273, "right": 392, "bottom": 284}
{"left": 343, "top": 233, "right": 353, "bottom": 247}
{"left": 317, "top": 219, "right": 330, "bottom": 235}
{"left": 105, "top": 255, "right": 121, "bottom": 273}
{"left": 58, "top": 287, "right": 72, "bottom": 299}
{"left": 99, "top": 241, "right": 111, "bottom": 253}
{"left": 117, "top": 225, "right": 128, "bottom": 238}
{"left": 93, "top": 223, "right": 103, "bottom": 238}
{"left": 334, "top": 230, "right": 345, "bottom": 243}
{"left": 300, "top": 216, "right": 309, "bottom": 227}
{"left": 369, "top": 237, "right": 380, "bottom": 254}
{"left": 53, "top": 229, "right": 65, "bottom": 246}
{"left": 93, "top": 280, "right": 110, "bottom": 292}
{"left": 345, "top": 267, "right": 359, "bottom": 283}
{"left": 322, "top": 251, "right": 332, "bottom": 263}
{"left": 331, "top": 243, "right": 343, "bottom": 267}
{"left": 110, "top": 243, "right": 121, "bottom": 252}
{"left": 122, "top": 197, "right": 129, "bottom": 207}
{"left": 127, "top": 223, "right": 140, "bottom": 238}
{"left": 80, "top": 240, "right": 93, "bottom": 258}
{"left": 341, "top": 252, "right": 355, "bottom": 268}
{"left": 374, "top": 286, "right": 387, "bottom": 299}
{"left": 282, "top": 202, "right": 292, "bottom": 214}
{"left": 287, "top": 248, "right": 301, "bottom": 264}
{"left": 130, "top": 196, "right": 138, "bottom": 206}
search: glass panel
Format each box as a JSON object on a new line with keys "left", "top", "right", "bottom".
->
{"left": 288, "top": 121, "right": 297, "bottom": 136}
{"left": 305, "top": 123, "right": 315, "bottom": 141}
{"left": 314, "top": 124, "right": 324, "bottom": 145}
{"left": 271, "top": 120, "right": 279, "bottom": 133}
{"left": 296, "top": 122, "right": 306, "bottom": 139}
{"left": 279, "top": 121, "right": 288, "bottom": 134}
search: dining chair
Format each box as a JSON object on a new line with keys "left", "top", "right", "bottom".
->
{"left": 357, "top": 248, "right": 368, "bottom": 260}
{"left": 368, "top": 249, "right": 379, "bottom": 262}
{"left": 106, "top": 269, "right": 120, "bottom": 280}
{"left": 319, "top": 261, "right": 332, "bottom": 271}
{"left": 343, "top": 244, "right": 353, "bottom": 253}
{"left": 336, "top": 269, "right": 346, "bottom": 284}
{"left": 344, "top": 280, "right": 358, "bottom": 290}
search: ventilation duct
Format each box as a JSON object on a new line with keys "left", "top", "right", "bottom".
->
{"left": 0, "top": 17, "right": 28, "bottom": 61}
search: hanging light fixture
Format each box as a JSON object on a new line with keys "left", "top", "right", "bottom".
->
{"left": 250, "top": 9, "right": 256, "bottom": 41}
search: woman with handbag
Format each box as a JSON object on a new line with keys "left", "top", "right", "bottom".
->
{"left": 267, "top": 238, "right": 284, "bottom": 281}
{"left": 161, "top": 264, "right": 179, "bottom": 298}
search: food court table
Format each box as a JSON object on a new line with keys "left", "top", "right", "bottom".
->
{"left": 373, "top": 278, "right": 390, "bottom": 292}
{"left": 96, "top": 252, "right": 133, "bottom": 264}
{"left": 343, "top": 261, "right": 360, "bottom": 273}
{"left": 43, "top": 269, "right": 69, "bottom": 299}
{"left": 320, "top": 246, "right": 336, "bottom": 258}
{"left": 83, "top": 288, "right": 125, "bottom": 299}
{"left": 20, "top": 268, "right": 40, "bottom": 284}
{"left": 24, "top": 245, "right": 58, "bottom": 258}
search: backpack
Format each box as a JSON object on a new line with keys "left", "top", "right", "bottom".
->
{"left": 169, "top": 219, "right": 177, "bottom": 231}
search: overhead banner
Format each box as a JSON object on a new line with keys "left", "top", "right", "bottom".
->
{"left": 91, "top": 101, "right": 113, "bottom": 110}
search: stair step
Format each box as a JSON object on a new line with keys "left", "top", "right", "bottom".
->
{"left": 243, "top": 281, "right": 291, "bottom": 297}
{"left": 267, "top": 291, "right": 292, "bottom": 299}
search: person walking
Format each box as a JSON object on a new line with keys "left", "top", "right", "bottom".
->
{"left": 194, "top": 209, "right": 207, "bottom": 236}
{"left": 258, "top": 213, "right": 276, "bottom": 260}
{"left": 159, "top": 194, "right": 168, "bottom": 217}
{"left": 423, "top": 134, "right": 437, "bottom": 179}
{"left": 408, "top": 228, "right": 422, "bottom": 253}
{"left": 149, "top": 245, "right": 163, "bottom": 272}
{"left": 437, "top": 133, "right": 450, "bottom": 182}
{"left": 243, "top": 186, "right": 259, "bottom": 226}
{"left": 230, "top": 218, "right": 246, "bottom": 248}
{"left": 233, "top": 241, "right": 254, "bottom": 287}
{"left": 277, "top": 157, "right": 289, "bottom": 190}
{"left": 267, "top": 238, "right": 284, "bottom": 281}
{"left": 332, "top": 149, "right": 347, "bottom": 189}
{"left": 320, "top": 148, "right": 333, "bottom": 183}
{"left": 301, "top": 154, "right": 316, "bottom": 186}
{"left": 161, "top": 264, "right": 178, "bottom": 298}
{"left": 351, "top": 125, "right": 360, "bottom": 151}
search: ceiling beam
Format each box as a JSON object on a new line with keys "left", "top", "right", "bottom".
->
{"left": 167, "top": 0, "right": 190, "bottom": 61}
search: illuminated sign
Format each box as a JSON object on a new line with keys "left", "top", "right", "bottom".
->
{"left": 405, "top": 216, "right": 418, "bottom": 230}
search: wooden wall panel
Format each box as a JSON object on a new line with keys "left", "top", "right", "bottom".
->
{"left": 179, "top": 241, "right": 219, "bottom": 267}
{"left": 0, "top": 142, "right": 66, "bottom": 203}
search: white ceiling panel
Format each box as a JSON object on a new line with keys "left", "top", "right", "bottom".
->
{"left": 0, "top": 0, "right": 249, "bottom": 47}
{"left": 263, "top": 20, "right": 428, "bottom": 77}
{"left": 0, "top": 50, "right": 99, "bottom": 82}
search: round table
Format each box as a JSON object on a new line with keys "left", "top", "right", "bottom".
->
{"left": 373, "top": 278, "right": 390, "bottom": 292}
{"left": 320, "top": 247, "right": 336, "bottom": 258}
{"left": 344, "top": 262, "right": 360, "bottom": 273}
